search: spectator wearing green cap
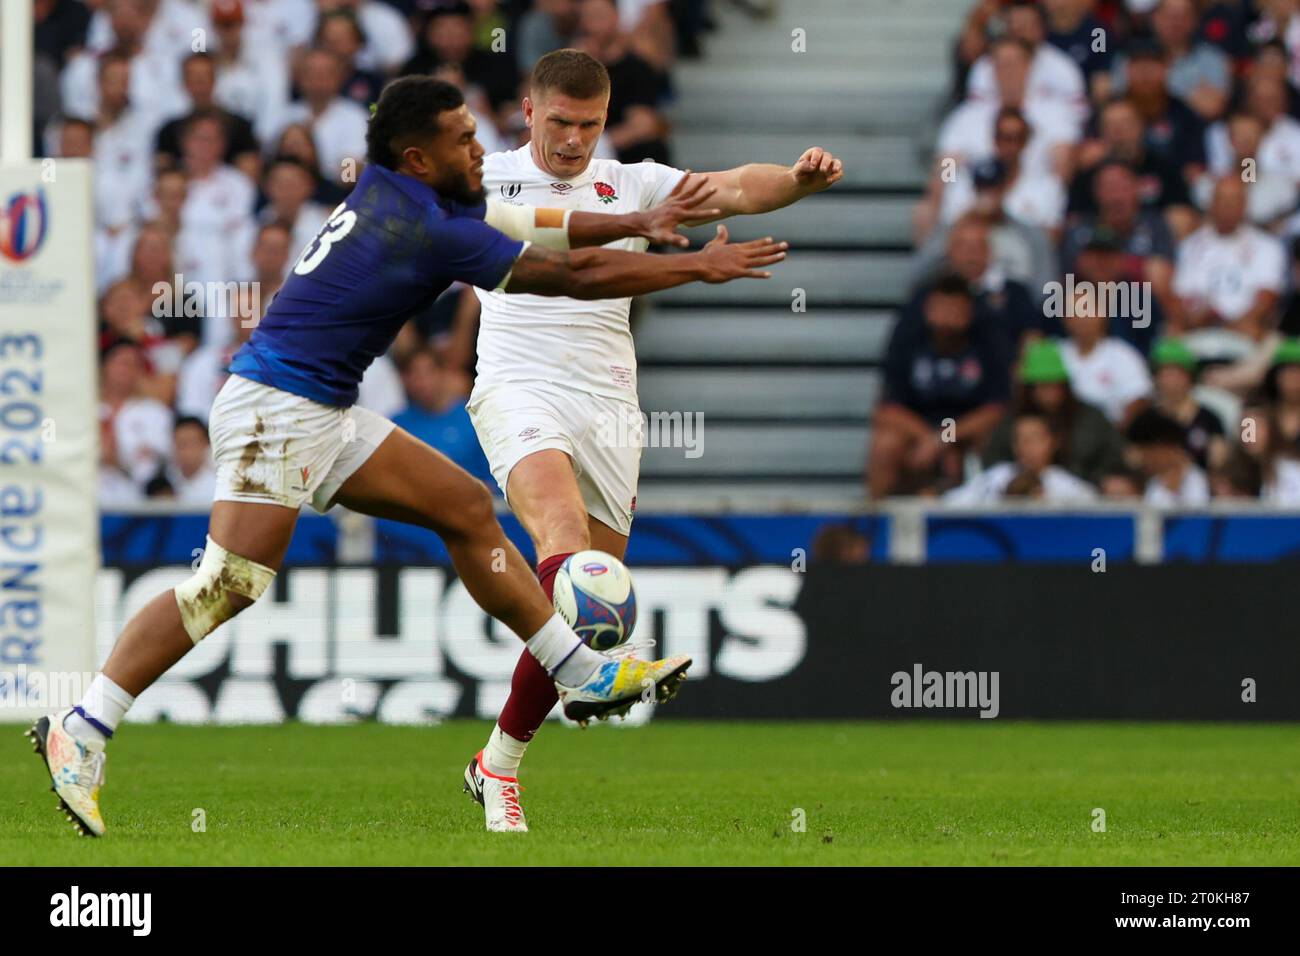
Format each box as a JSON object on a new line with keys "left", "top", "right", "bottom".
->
{"left": 1150, "top": 337, "right": 1226, "bottom": 469}
{"left": 1263, "top": 337, "right": 1300, "bottom": 456}
{"left": 981, "top": 339, "right": 1125, "bottom": 484}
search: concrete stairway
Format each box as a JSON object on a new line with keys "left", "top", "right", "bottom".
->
{"left": 635, "top": 0, "right": 964, "bottom": 510}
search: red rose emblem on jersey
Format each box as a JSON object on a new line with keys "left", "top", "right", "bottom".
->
{"left": 594, "top": 181, "right": 618, "bottom": 204}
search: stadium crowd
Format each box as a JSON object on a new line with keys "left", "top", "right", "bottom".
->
{"left": 32, "top": 0, "right": 712, "bottom": 506}
{"left": 880, "top": 0, "right": 1300, "bottom": 506}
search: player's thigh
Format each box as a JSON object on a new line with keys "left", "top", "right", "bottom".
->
{"left": 330, "top": 426, "right": 496, "bottom": 534}
{"left": 574, "top": 395, "right": 641, "bottom": 544}
{"left": 588, "top": 515, "right": 629, "bottom": 561}
{"left": 206, "top": 374, "right": 331, "bottom": 567}
{"left": 208, "top": 500, "right": 300, "bottom": 570}
{"left": 467, "top": 383, "right": 590, "bottom": 554}
{"left": 505, "top": 448, "right": 592, "bottom": 555}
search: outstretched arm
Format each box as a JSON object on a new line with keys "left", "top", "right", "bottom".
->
{"left": 681, "top": 147, "right": 845, "bottom": 225}
{"left": 500, "top": 224, "right": 786, "bottom": 300}
{"left": 486, "top": 174, "right": 723, "bottom": 250}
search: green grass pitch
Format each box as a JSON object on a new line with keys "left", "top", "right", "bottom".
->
{"left": 2, "top": 721, "right": 1297, "bottom": 866}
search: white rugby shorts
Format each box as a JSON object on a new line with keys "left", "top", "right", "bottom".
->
{"left": 209, "top": 374, "right": 395, "bottom": 512}
{"left": 467, "top": 380, "right": 642, "bottom": 535}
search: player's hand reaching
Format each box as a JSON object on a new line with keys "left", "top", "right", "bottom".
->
{"left": 638, "top": 172, "right": 724, "bottom": 244}
{"left": 696, "top": 224, "right": 788, "bottom": 282}
{"left": 791, "top": 147, "right": 844, "bottom": 192}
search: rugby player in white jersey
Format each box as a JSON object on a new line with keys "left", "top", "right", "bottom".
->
{"left": 463, "top": 49, "right": 843, "bottom": 831}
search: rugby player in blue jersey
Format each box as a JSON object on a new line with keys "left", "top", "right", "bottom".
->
{"left": 29, "top": 77, "right": 788, "bottom": 837}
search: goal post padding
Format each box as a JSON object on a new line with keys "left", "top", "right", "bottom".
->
{"left": 0, "top": 159, "right": 99, "bottom": 720}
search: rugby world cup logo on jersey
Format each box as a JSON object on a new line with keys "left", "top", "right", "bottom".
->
{"left": 0, "top": 188, "right": 49, "bottom": 262}
{"left": 500, "top": 182, "right": 522, "bottom": 201}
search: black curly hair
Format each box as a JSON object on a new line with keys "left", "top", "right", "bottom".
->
{"left": 365, "top": 76, "right": 465, "bottom": 171}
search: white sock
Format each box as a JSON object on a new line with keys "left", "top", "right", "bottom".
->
{"left": 526, "top": 613, "right": 605, "bottom": 686}
{"left": 484, "top": 724, "right": 528, "bottom": 778}
{"left": 64, "top": 674, "right": 135, "bottom": 746}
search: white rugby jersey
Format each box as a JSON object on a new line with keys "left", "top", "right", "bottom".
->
{"left": 475, "top": 145, "right": 686, "bottom": 402}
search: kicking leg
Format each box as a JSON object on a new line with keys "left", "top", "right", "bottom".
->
{"left": 332, "top": 430, "right": 596, "bottom": 662}
{"left": 334, "top": 431, "right": 686, "bottom": 831}
{"left": 332, "top": 428, "right": 683, "bottom": 702}
{"left": 478, "top": 455, "right": 634, "bottom": 821}
{"left": 493, "top": 449, "right": 592, "bottom": 752}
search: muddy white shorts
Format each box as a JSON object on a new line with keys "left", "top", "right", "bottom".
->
{"left": 467, "top": 380, "right": 642, "bottom": 535}
{"left": 210, "top": 374, "right": 396, "bottom": 512}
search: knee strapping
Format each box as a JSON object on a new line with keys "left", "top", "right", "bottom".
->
{"left": 173, "top": 535, "right": 275, "bottom": 643}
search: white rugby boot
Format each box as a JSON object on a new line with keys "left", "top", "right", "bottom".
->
{"left": 27, "top": 710, "right": 107, "bottom": 837}
{"left": 463, "top": 750, "right": 528, "bottom": 833}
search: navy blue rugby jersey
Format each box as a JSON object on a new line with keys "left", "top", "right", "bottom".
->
{"left": 229, "top": 164, "right": 524, "bottom": 407}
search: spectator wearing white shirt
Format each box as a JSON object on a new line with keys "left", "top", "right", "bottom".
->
{"left": 166, "top": 416, "right": 218, "bottom": 505}
{"left": 1173, "top": 176, "right": 1286, "bottom": 342}
{"left": 929, "top": 159, "right": 1058, "bottom": 295}
{"left": 175, "top": 112, "right": 258, "bottom": 342}
{"left": 1128, "top": 407, "right": 1211, "bottom": 506}
{"left": 53, "top": 114, "right": 144, "bottom": 293}
{"left": 1206, "top": 74, "right": 1300, "bottom": 185}
{"left": 318, "top": 0, "right": 414, "bottom": 76}
{"left": 260, "top": 156, "right": 331, "bottom": 260}
{"left": 211, "top": 0, "right": 292, "bottom": 143}
{"left": 99, "top": 339, "right": 174, "bottom": 490}
{"left": 235, "top": 0, "right": 318, "bottom": 57}
{"left": 99, "top": 422, "right": 144, "bottom": 508}
{"left": 929, "top": 106, "right": 1067, "bottom": 237}
{"left": 965, "top": 1, "right": 1088, "bottom": 125}
{"left": 1198, "top": 113, "right": 1298, "bottom": 228}
{"left": 937, "top": 36, "right": 1082, "bottom": 187}
{"left": 945, "top": 410, "right": 1099, "bottom": 504}
{"left": 1059, "top": 287, "right": 1153, "bottom": 428}
{"left": 124, "top": 172, "right": 215, "bottom": 327}
{"left": 64, "top": 0, "right": 186, "bottom": 132}
{"left": 85, "top": 52, "right": 155, "bottom": 251}
{"left": 275, "top": 47, "right": 371, "bottom": 185}
{"left": 176, "top": 221, "right": 290, "bottom": 420}
{"left": 86, "top": 0, "right": 213, "bottom": 63}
